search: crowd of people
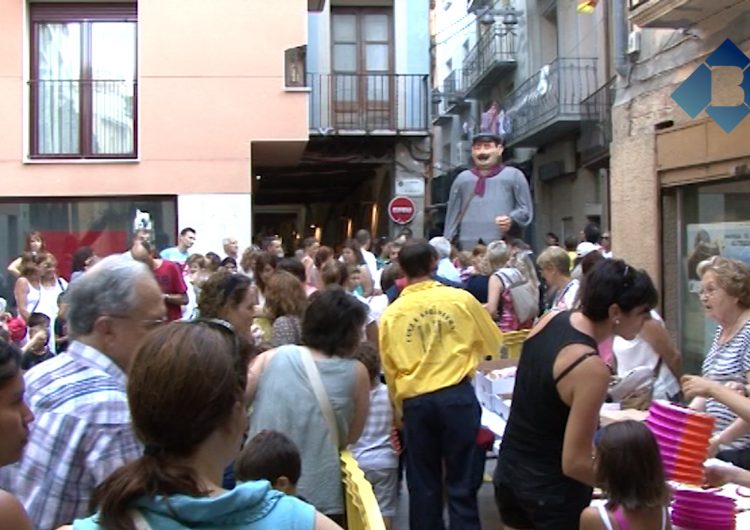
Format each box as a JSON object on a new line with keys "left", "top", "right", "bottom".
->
{"left": 1, "top": 217, "right": 750, "bottom": 530}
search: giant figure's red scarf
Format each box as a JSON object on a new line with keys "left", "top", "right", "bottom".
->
{"left": 470, "top": 164, "right": 504, "bottom": 197}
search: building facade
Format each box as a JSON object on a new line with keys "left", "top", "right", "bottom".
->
{"left": 0, "top": 0, "right": 314, "bottom": 281}
{"left": 612, "top": 0, "right": 750, "bottom": 372}
{"left": 430, "top": 0, "right": 615, "bottom": 249}
{"left": 252, "top": 0, "right": 431, "bottom": 247}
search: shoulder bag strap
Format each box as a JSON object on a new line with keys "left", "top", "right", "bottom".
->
{"left": 298, "top": 346, "right": 341, "bottom": 449}
{"left": 455, "top": 189, "right": 477, "bottom": 228}
{"left": 30, "top": 287, "right": 41, "bottom": 314}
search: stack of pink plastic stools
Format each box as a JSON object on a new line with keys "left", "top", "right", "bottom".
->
{"left": 646, "top": 401, "right": 737, "bottom": 529}
{"left": 671, "top": 489, "right": 736, "bottom": 530}
{"left": 646, "top": 400, "right": 714, "bottom": 484}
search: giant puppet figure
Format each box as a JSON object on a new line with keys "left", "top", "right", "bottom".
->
{"left": 443, "top": 128, "right": 533, "bottom": 251}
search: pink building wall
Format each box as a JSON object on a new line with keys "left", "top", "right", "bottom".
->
{"left": 0, "top": 0, "right": 310, "bottom": 197}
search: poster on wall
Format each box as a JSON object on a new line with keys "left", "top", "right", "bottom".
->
{"left": 686, "top": 221, "right": 750, "bottom": 289}
{"left": 685, "top": 221, "right": 750, "bottom": 359}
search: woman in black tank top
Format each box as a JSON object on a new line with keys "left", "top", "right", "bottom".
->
{"left": 493, "top": 259, "right": 657, "bottom": 530}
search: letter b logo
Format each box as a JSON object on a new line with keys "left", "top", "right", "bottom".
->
{"left": 672, "top": 39, "right": 750, "bottom": 133}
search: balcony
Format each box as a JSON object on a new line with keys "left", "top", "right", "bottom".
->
{"left": 502, "top": 58, "right": 598, "bottom": 148}
{"left": 433, "top": 70, "right": 464, "bottom": 125}
{"left": 29, "top": 79, "right": 136, "bottom": 159}
{"left": 442, "top": 69, "right": 469, "bottom": 104}
{"left": 308, "top": 73, "right": 429, "bottom": 135}
{"left": 579, "top": 77, "right": 615, "bottom": 166}
{"left": 628, "top": 0, "right": 740, "bottom": 28}
{"left": 463, "top": 24, "right": 517, "bottom": 96}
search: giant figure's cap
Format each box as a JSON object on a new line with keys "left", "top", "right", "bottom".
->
{"left": 471, "top": 131, "right": 504, "bottom": 145}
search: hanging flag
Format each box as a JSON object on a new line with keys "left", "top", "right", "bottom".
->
{"left": 577, "top": 0, "right": 597, "bottom": 13}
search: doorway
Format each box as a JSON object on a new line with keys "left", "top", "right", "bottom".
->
{"left": 253, "top": 206, "right": 305, "bottom": 256}
{"left": 331, "top": 8, "right": 393, "bottom": 129}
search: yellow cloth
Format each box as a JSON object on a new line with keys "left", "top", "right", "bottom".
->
{"left": 567, "top": 250, "right": 577, "bottom": 271}
{"left": 379, "top": 280, "right": 502, "bottom": 417}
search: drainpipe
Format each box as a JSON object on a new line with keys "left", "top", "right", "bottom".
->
{"left": 613, "top": 0, "right": 629, "bottom": 78}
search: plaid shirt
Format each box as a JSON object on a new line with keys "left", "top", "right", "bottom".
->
{"left": 0, "top": 341, "right": 141, "bottom": 530}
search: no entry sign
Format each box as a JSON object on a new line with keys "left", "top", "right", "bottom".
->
{"left": 388, "top": 196, "right": 416, "bottom": 225}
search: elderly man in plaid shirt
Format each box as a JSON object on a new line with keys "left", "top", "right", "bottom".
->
{"left": 0, "top": 255, "right": 166, "bottom": 530}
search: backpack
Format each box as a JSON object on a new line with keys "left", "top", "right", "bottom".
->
{"left": 495, "top": 255, "right": 540, "bottom": 323}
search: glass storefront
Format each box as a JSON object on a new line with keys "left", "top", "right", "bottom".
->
{"left": 0, "top": 197, "right": 176, "bottom": 306}
{"left": 678, "top": 177, "right": 750, "bottom": 373}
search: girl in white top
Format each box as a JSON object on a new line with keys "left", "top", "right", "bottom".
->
{"left": 580, "top": 420, "right": 672, "bottom": 530}
{"left": 613, "top": 310, "right": 682, "bottom": 401}
{"left": 38, "top": 254, "right": 67, "bottom": 353}
{"left": 13, "top": 253, "right": 45, "bottom": 322}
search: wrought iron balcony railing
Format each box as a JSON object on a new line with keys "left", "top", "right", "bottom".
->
{"left": 463, "top": 24, "right": 516, "bottom": 93}
{"left": 308, "top": 73, "right": 429, "bottom": 134}
{"left": 442, "top": 69, "right": 466, "bottom": 101}
{"left": 579, "top": 76, "right": 616, "bottom": 164}
{"left": 502, "top": 57, "right": 598, "bottom": 147}
{"left": 29, "top": 79, "right": 136, "bottom": 158}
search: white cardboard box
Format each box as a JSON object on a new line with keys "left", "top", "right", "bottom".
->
{"left": 475, "top": 358, "right": 518, "bottom": 396}
{"left": 490, "top": 394, "right": 513, "bottom": 420}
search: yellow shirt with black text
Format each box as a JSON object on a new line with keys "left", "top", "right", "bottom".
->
{"left": 379, "top": 280, "right": 502, "bottom": 416}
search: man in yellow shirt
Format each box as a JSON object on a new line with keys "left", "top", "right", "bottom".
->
{"left": 379, "top": 240, "right": 502, "bottom": 530}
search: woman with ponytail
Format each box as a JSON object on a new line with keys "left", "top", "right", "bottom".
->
{"left": 71, "top": 320, "right": 341, "bottom": 530}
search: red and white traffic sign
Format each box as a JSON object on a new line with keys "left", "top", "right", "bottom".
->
{"left": 388, "top": 196, "right": 416, "bottom": 225}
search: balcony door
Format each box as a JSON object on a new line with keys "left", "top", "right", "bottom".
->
{"left": 30, "top": 4, "right": 137, "bottom": 159}
{"left": 331, "top": 9, "right": 393, "bottom": 130}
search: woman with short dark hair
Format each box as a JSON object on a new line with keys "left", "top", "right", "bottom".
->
{"left": 246, "top": 289, "right": 370, "bottom": 522}
{"left": 494, "top": 259, "right": 658, "bottom": 529}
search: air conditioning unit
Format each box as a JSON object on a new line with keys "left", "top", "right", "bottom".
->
{"left": 627, "top": 30, "right": 642, "bottom": 57}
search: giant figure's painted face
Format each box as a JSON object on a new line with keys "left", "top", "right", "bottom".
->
{"left": 471, "top": 140, "right": 503, "bottom": 170}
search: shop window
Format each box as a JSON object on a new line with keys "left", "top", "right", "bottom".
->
{"left": 29, "top": 3, "right": 137, "bottom": 159}
{"left": 678, "top": 178, "right": 750, "bottom": 373}
{"left": 0, "top": 197, "right": 175, "bottom": 296}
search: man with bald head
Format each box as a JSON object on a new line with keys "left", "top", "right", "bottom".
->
{"left": 0, "top": 255, "right": 166, "bottom": 530}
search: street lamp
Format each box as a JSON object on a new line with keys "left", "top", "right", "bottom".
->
{"left": 472, "top": 3, "right": 523, "bottom": 28}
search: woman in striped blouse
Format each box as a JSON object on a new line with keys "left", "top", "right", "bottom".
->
{"left": 685, "top": 256, "right": 750, "bottom": 469}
